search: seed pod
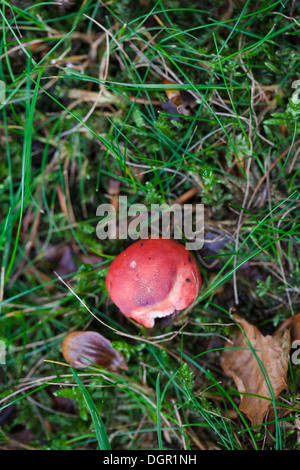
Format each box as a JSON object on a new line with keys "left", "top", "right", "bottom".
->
{"left": 62, "top": 331, "right": 127, "bottom": 371}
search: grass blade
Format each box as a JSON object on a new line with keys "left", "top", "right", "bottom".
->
{"left": 71, "top": 368, "right": 111, "bottom": 450}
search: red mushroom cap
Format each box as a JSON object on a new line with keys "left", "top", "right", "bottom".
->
{"left": 106, "top": 238, "right": 201, "bottom": 328}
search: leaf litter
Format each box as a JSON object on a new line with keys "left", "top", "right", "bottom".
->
{"left": 221, "top": 314, "right": 291, "bottom": 428}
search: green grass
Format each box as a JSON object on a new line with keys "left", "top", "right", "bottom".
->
{"left": 0, "top": 0, "right": 300, "bottom": 451}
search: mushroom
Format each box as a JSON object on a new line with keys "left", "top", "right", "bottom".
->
{"left": 106, "top": 238, "right": 201, "bottom": 328}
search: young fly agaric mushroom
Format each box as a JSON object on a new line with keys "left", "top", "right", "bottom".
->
{"left": 106, "top": 238, "right": 201, "bottom": 328}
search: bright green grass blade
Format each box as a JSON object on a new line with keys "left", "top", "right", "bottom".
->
{"left": 71, "top": 368, "right": 111, "bottom": 450}
{"left": 156, "top": 373, "right": 163, "bottom": 450}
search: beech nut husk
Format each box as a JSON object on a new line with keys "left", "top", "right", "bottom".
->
{"left": 62, "top": 331, "right": 127, "bottom": 371}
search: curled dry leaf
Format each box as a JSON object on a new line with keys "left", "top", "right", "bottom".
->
{"left": 221, "top": 315, "right": 290, "bottom": 427}
{"left": 163, "top": 78, "right": 183, "bottom": 110}
{"left": 62, "top": 331, "right": 127, "bottom": 372}
{"left": 276, "top": 312, "right": 300, "bottom": 343}
{"left": 161, "top": 79, "right": 196, "bottom": 121}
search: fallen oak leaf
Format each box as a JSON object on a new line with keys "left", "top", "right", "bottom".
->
{"left": 221, "top": 314, "right": 290, "bottom": 428}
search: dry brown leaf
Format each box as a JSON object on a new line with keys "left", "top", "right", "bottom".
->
{"left": 221, "top": 314, "right": 290, "bottom": 427}
{"left": 276, "top": 312, "right": 300, "bottom": 343}
{"left": 163, "top": 78, "right": 183, "bottom": 110}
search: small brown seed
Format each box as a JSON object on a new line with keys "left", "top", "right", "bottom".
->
{"left": 62, "top": 331, "right": 127, "bottom": 371}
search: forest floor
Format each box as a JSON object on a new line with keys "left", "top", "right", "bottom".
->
{"left": 0, "top": 0, "right": 300, "bottom": 451}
